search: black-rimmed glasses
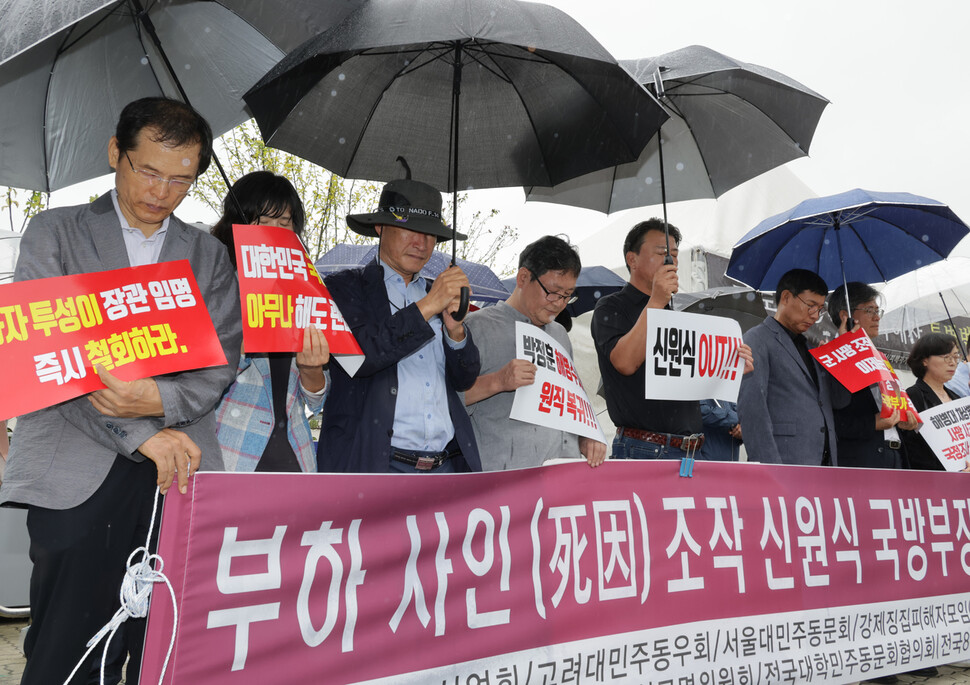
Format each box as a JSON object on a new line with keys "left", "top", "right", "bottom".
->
{"left": 529, "top": 269, "right": 578, "bottom": 305}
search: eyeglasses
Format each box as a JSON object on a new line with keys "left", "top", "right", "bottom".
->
{"left": 529, "top": 269, "right": 578, "bottom": 304}
{"left": 795, "top": 293, "right": 826, "bottom": 318}
{"left": 854, "top": 306, "right": 884, "bottom": 318}
{"left": 124, "top": 152, "right": 194, "bottom": 195}
{"left": 933, "top": 353, "right": 962, "bottom": 364}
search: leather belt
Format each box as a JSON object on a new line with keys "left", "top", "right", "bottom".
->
{"left": 391, "top": 447, "right": 459, "bottom": 471}
{"left": 617, "top": 427, "right": 705, "bottom": 451}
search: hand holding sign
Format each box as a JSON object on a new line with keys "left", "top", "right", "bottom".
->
{"left": 88, "top": 364, "right": 164, "bottom": 418}
{"left": 295, "top": 326, "right": 330, "bottom": 393}
{"left": 499, "top": 359, "right": 537, "bottom": 391}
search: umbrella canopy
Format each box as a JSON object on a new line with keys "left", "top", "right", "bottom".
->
{"left": 0, "top": 0, "right": 362, "bottom": 191}
{"left": 242, "top": 0, "right": 668, "bottom": 193}
{"left": 315, "top": 244, "right": 510, "bottom": 303}
{"left": 880, "top": 257, "right": 970, "bottom": 332}
{"left": 726, "top": 189, "right": 970, "bottom": 292}
{"left": 500, "top": 264, "right": 627, "bottom": 317}
{"left": 671, "top": 285, "right": 768, "bottom": 333}
{"left": 526, "top": 44, "right": 828, "bottom": 214}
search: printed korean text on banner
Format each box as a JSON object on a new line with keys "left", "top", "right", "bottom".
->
{"left": 509, "top": 321, "right": 606, "bottom": 444}
{"left": 232, "top": 225, "right": 364, "bottom": 376}
{"left": 0, "top": 260, "right": 226, "bottom": 420}
{"left": 912, "top": 396, "right": 970, "bottom": 472}
{"left": 811, "top": 330, "right": 921, "bottom": 424}
{"left": 645, "top": 309, "right": 744, "bottom": 402}
{"left": 142, "top": 462, "right": 970, "bottom": 684}
{"left": 811, "top": 329, "right": 888, "bottom": 393}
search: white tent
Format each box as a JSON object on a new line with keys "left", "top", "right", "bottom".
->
{"left": 0, "top": 230, "right": 22, "bottom": 283}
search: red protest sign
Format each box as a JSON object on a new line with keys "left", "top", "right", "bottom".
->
{"left": 810, "top": 329, "right": 885, "bottom": 393}
{"left": 812, "top": 330, "right": 920, "bottom": 424}
{"left": 0, "top": 260, "right": 226, "bottom": 420}
{"left": 232, "top": 225, "right": 364, "bottom": 375}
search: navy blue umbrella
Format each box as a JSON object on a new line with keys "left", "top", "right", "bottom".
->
{"left": 315, "top": 244, "right": 510, "bottom": 303}
{"left": 501, "top": 264, "right": 626, "bottom": 317}
{"left": 726, "top": 189, "right": 970, "bottom": 292}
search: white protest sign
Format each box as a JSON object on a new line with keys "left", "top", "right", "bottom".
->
{"left": 509, "top": 321, "right": 607, "bottom": 444}
{"left": 912, "top": 396, "right": 970, "bottom": 472}
{"left": 645, "top": 309, "right": 744, "bottom": 402}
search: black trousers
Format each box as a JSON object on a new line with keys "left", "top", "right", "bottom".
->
{"left": 23, "top": 454, "right": 158, "bottom": 685}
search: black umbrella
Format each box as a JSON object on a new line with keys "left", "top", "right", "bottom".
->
{"left": 244, "top": 0, "right": 667, "bottom": 318}
{"left": 528, "top": 44, "right": 828, "bottom": 260}
{"left": 672, "top": 285, "right": 768, "bottom": 334}
{"left": 0, "top": 0, "right": 363, "bottom": 192}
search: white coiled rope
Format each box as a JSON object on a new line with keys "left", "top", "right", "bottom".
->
{"left": 62, "top": 487, "right": 178, "bottom": 685}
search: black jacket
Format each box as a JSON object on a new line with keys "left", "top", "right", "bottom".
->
{"left": 901, "top": 378, "right": 957, "bottom": 471}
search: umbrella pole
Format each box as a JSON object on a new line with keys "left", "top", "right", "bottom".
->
{"left": 450, "top": 42, "right": 469, "bottom": 320}
{"left": 657, "top": 128, "right": 672, "bottom": 265}
{"left": 128, "top": 0, "right": 243, "bottom": 216}
{"left": 651, "top": 68, "right": 672, "bottom": 265}
{"left": 939, "top": 292, "right": 968, "bottom": 358}
{"left": 833, "top": 217, "right": 854, "bottom": 332}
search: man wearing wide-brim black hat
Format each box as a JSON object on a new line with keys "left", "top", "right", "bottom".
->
{"left": 316, "top": 177, "right": 482, "bottom": 473}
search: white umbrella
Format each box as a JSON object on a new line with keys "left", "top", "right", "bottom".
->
{"left": 881, "top": 257, "right": 970, "bottom": 340}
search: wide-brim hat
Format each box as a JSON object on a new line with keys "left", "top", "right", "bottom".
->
{"left": 347, "top": 178, "right": 466, "bottom": 242}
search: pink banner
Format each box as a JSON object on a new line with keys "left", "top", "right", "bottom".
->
{"left": 142, "top": 463, "right": 970, "bottom": 684}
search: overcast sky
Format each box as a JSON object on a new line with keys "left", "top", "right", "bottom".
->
{"left": 31, "top": 0, "right": 970, "bottom": 271}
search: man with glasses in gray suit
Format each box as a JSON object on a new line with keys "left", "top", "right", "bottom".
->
{"left": 0, "top": 97, "right": 241, "bottom": 684}
{"left": 738, "top": 268, "right": 837, "bottom": 466}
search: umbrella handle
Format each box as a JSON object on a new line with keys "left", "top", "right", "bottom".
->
{"left": 454, "top": 287, "right": 470, "bottom": 321}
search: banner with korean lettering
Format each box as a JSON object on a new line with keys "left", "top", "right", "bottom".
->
{"left": 0, "top": 260, "right": 226, "bottom": 420}
{"left": 912, "top": 397, "right": 970, "bottom": 472}
{"left": 233, "top": 225, "right": 364, "bottom": 376}
{"left": 811, "top": 329, "right": 888, "bottom": 393}
{"left": 142, "top": 463, "right": 970, "bottom": 685}
{"left": 811, "top": 330, "right": 921, "bottom": 424}
{"left": 644, "top": 309, "right": 745, "bottom": 402}
{"left": 508, "top": 321, "right": 606, "bottom": 443}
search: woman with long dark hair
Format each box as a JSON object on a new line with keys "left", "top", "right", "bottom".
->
{"left": 212, "top": 171, "right": 328, "bottom": 472}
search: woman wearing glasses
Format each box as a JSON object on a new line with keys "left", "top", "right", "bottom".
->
{"left": 901, "top": 332, "right": 963, "bottom": 471}
{"left": 211, "top": 171, "right": 330, "bottom": 473}
{"left": 827, "top": 282, "right": 916, "bottom": 469}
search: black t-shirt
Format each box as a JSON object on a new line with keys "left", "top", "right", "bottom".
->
{"left": 591, "top": 283, "right": 702, "bottom": 435}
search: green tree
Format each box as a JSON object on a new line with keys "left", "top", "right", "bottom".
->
{"left": 193, "top": 120, "right": 382, "bottom": 261}
{"left": 1, "top": 187, "right": 48, "bottom": 232}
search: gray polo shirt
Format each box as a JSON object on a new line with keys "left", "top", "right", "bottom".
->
{"left": 464, "top": 301, "right": 581, "bottom": 470}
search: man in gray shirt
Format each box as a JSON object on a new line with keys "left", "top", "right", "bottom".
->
{"left": 464, "top": 236, "right": 607, "bottom": 470}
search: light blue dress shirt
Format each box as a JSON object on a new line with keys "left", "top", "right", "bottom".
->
{"left": 111, "top": 189, "right": 169, "bottom": 266}
{"left": 381, "top": 263, "right": 465, "bottom": 452}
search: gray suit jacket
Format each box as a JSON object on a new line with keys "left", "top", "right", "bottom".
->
{"left": 738, "top": 316, "right": 838, "bottom": 466}
{"left": 0, "top": 194, "right": 241, "bottom": 509}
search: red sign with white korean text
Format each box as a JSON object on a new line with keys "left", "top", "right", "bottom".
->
{"left": 811, "top": 329, "right": 886, "bottom": 393}
{"left": 0, "top": 260, "right": 225, "bottom": 420}
{"left": 812, "top": 330, "right": 920, "bottom": 423}
{"left": 142, "top": 463, "right": 970, "bottom": 684}
{"left": 232, "top": 225, "right": 364, "bottom": 375}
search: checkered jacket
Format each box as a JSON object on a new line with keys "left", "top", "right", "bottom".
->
{"left": 215, "top": 356, "right": 327, "bottom": 472}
